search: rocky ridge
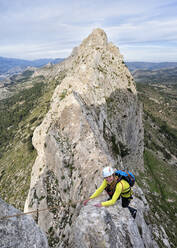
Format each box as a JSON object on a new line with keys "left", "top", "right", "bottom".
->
{"left": 24, "top": 29, "right": 169, "bottom": 247}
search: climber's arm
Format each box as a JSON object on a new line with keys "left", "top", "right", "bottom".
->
{"left": 101, "top": 182, "right": 122, "bottom": 207}
{"left": 83, "top": 179, "right": 107, "bottom": 206}
{"left": 90, "top": 179, "right": 107, "bottom": 199}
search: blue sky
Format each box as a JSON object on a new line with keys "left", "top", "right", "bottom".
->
{"left": 0, "top": 0, "right": 177, "bottom": 61}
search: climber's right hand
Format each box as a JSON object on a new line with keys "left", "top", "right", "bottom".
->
{"left": 83, "top": 199, "right": 90, "bottom": 206}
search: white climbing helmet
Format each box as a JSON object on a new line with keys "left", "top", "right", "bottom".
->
{"left": 102, "top": 166, "right": 114, "bottom": 178}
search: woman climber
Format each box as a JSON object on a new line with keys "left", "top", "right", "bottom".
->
{"left": 83, "top": 166, "right": 137, "bottom": 219}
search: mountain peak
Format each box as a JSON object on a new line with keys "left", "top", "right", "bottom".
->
{"left": 82, "top": 28, "right": 108, "bottom": 47}
{"left": 24, "top": 29, "right": 149, "bottom": 247}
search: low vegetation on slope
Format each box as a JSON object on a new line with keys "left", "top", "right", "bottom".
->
{"left": 0, "top": 69, "right": 66, "bottom": 209}
{"left": 137, "top": 83, "right": 177, "bottom": 161}
{"left": 132, "top": 67, "right": 177, "bottom": 84}
{"left": 136, "top": 82, "right": 177, "bottom": 248}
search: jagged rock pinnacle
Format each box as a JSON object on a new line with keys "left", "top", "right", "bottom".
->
{"left": 82, "top": 28, "right": 108, "bottom": 47}
{"left": 24, "top": 29, "right": 149, "bottom": 248}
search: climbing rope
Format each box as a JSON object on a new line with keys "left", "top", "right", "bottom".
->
{"left": 0, "top": 199, "right": 82, "bottom": 221}
{"left": 0, "top": 205, "right": 62, "bottom": 221}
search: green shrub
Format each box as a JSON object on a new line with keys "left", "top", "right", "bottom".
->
{"left": 59, "top": 89, "right": 67, "bottom": 100}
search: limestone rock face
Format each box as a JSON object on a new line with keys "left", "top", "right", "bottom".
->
{"left": 69, "top": 195, "right": 158, "bottom": 248}
{"left": 0, "top": 198, "right": 48, "bottom": 248}
{"left": 24, "top": 29, "right": 167, "bottom": 247}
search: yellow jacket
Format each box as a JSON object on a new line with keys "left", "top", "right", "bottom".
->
{"left": 90, "top": 179, "right": 132, "bottom": 207}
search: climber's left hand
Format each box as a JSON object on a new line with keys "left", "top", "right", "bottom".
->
{"left": 94, "top": 203, "right": 102, "bottom": 207}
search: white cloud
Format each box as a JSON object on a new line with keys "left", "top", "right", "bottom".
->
{"left": 0, "top": 42, "right": 72, "bottom": 60}
{"left": 105, "top": 18, "right": 177, "bottom": 44}
{"left": 0, "top": 0, "right": 177, "bottom": 61}
{"left": 120, "top": 43, "right": 177, "bottom": 62}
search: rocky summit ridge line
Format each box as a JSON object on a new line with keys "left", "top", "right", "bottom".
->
{"left": 22, "top": 29, "right": 170, "bottom": 247}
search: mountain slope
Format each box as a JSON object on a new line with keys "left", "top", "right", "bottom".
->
{"left": 136, "top": 82, "right": 177, "bottom": 247}
{"left": 132, "top": 67, "right": 177, "bottom": 84}
{"left": 0, "top": 64, "right": 66, "bottom": 210}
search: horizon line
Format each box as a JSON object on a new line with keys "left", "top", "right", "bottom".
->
{"left": 0, "top": 55, "right": 177, "bottom": 63}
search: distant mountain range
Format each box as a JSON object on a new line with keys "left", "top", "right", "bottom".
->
{"left": 124, "top": 62, "right": 177, "bottom": 84}
{"left": 126, "top": 61, "right": 177, "bottom": 71}
{"left": 1, "top": 56, "right": 177, "bottom": 74}
{"left": 1, "top": 57, "right": 177, "bottom": 84}
{"left": 0, "top": 56, "right": 64, "bottom": 74}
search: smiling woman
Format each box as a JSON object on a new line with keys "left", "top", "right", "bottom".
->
{"left": 83, "top": 166, "right": 137, "bottom": 219}
{"left": 105, "top": 175, "right": 114, "bottom": 183}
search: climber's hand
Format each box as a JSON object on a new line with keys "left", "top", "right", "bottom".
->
{"left": 83, "top": 199, "right": 90, "bottom": 206}
{"left": 94, "top": 203, "right": 102, "bottom": 208}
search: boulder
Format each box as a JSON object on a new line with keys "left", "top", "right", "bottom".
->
{"left": 0, "top": 198, "right": 48, "bottom": 248}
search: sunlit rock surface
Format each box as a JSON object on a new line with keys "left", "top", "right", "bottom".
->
{"left": 0, "top": 198, "right": 48, "bottom": 248}
{"left": 24, "top": 29, "right": 169, "bottom": 247}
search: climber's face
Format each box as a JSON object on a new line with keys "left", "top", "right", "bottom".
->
{"left": 105, "top": 175, "right": 114, "bottom": 184}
